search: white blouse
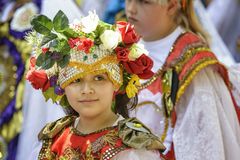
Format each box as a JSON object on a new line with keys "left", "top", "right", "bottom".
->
{"left": 131, "top": 27, "right": 240, "bottom": 160}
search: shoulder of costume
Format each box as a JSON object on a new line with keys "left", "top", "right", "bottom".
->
{"left": 161, "top": 31, "right": 229, "bottom": 117}
{"left": 38, "top": 115, "right": 76, "bottom": 140}
{"left": 118, "top": 118, "right": 166, "bottom": 152}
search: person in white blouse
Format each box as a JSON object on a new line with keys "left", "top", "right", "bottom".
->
{"left": 125, "top": 0, "right": 240, "bottom": 160}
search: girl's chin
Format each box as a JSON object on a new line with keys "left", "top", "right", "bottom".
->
{"left": 78, "top": 111, "right": 100, "bottom": 118}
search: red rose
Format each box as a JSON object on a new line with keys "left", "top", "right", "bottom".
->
{"left": 117, "top": 21, "right": 140, "bottom": 45}
{"left": 123, "top": 54, "right": 154, "bottom": 79}
{"left": 26, "top": 58, "right": 50, "bottom": 92}
{"left": 77, "top": 38, "right": 94, "bottom": 53}
{"left": 68, "top": 38, "right": 93, "bottom": 53}
{"left": 115, "top": 47, "right": 130, "bottom": 62}
{"left": 68, "top": 38, "right": 81, "bottom": 48}
{"left": 42, "top": 47, "right": 49, "bottom": 54}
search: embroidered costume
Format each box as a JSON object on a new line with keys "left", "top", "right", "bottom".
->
{"left": 131, "top": 27, "right": 240, "bottom": 160}
{"left": 37, "top": 116, "right": 165, "bottom": 160}
{"left": 25, "top": 10, "right": 165, "bottom": 160}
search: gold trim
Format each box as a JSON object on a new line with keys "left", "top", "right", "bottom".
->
{"left": 38, "top": 139, "right": 55, "bottom": 160}
{"left": 61, "top": 56, "right": 123, "bottom": 89}
{"left": 61, "top": 69, "right": 122, "bottom": 89}
{"left": 174, "top": 47, "right": 211, "bottom": 72}
{"left": 137, "top": 101, "right": 161, "bottom": 110}
{"left": 69, "top": 55, "right": 118, "bottom": 69}
{"left": 176, "top": 59, "right": 218, "bottom": 102}
{"left": 137, "top": 68, "right": 163, "bottom": 90}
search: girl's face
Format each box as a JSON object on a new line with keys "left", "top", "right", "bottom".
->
{"left": 125, "top": 0, "right": 178, "bottom": 41}
{"left": 65, "top": 73, "right": 116, "bottom": 118}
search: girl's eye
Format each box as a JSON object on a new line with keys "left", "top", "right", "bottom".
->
{"left": 94, "top": 75, "right": 105, "bottom": 81}
{"left": 139, "top": 0, "right": 151, "bottom": 4}
{"left": 73, "top": 79, "right": 81, "bottom": 83}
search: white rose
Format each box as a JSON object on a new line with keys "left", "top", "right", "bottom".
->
{"left": 100, "top": 30, "right": 120, "bottom": 50}
{"left": 11, "top": 2, "right": 39, "bottom": 32}
{"left": 81, "top": 10, "right": 99, "bottom": 33}
{"left": 128, "top": 43, "right": 149, "bottom": 60}
{"left": 116, "top": 29, "right": 122, "bottom": 43}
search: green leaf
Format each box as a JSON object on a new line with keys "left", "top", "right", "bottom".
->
{"left": 99, "top": 21, "right": 112, "bottom": 29}
{"left": 53, "top": 10, "right": 69, "bottom": 32}
{"left": 55, "top": 39, "right": 70, "bottom": 54}
{"left": 49, "top": 40, "right": 58, "bottom": 48}
{"left": 58, "top": 55, "right": 70, "bottom": 68}
{"left": 41, "top": 54, "right": 55, "bottom": 69}
{"left": 31, "top": 15, "right": 53, "bottom": 35}
{"left": 36, "top": 53, "right": 45, "bottom": 67}
{"left": 63, "top": 28, "right": 78, "bottom": 38}
{"left": 61, "top": 42, "right": 71, "bottom": 54}
{"left": 41, "top": 33, "right": 57, "bottom": 46}
{"left": 43, "top": 87, "right": 58, "bottom": 103}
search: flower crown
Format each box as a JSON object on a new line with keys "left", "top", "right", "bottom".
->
{"left": 26, "top": 10, "right": 154, "bottom": 107}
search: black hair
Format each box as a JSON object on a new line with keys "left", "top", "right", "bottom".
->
{"left": 114, "top": 93, "right": 138, "bottom": 118}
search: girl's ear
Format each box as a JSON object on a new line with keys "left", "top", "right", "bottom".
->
{"left": 167, "top": 0, "right": 179, "bottom": 15}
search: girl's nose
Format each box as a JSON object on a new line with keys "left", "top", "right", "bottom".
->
{"left": 126, "top": 0, "right": 137, "bottom": 16}
{"left": 80, "top": 82, "right": 94, "bottom": 95}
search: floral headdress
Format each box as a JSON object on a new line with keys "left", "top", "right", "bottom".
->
{"left": 26, "top": 10, "right": 154, "bottom": 107}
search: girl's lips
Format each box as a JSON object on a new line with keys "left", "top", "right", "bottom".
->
{"left": 128, "top": 17, "right": 138, "bottom": 23}
{"left": 78, "top": 99, "right": 99, "bottom": 103}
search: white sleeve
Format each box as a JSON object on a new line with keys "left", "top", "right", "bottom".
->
{"left": 228, "top": 64, "right": 240, "bottom": 106}
{"left": 112, "top": 149, "right": 162, "bottom": 160}
{"left": 173, "top": 66, "right": 240, "bottom": 160}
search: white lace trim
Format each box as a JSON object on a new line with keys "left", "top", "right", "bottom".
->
{"left": 173, "top": 91, "right": 224, "bottom": 160}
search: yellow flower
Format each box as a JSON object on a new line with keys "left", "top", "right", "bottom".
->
{"left": 126, "top": 75, "right": 140, "bottom": 98}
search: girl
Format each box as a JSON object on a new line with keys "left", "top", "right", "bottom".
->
{"left": 125, "top": 0, "right": 240, "bottom": 159}
{"left": 26, "top": 10, "right": 166, "bottom": 159}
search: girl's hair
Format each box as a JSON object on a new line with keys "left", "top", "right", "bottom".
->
{"left": 63, "top": 93, "right": 138, "bottom": 118}
{"left": 115, "top": 93, "right": 138, "bottom": 118}
{"left": 178, "top": 0, "right": 210, "bottom": 43}
{"left": 159, "top": 0, "right": 210, "bottom": 43}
